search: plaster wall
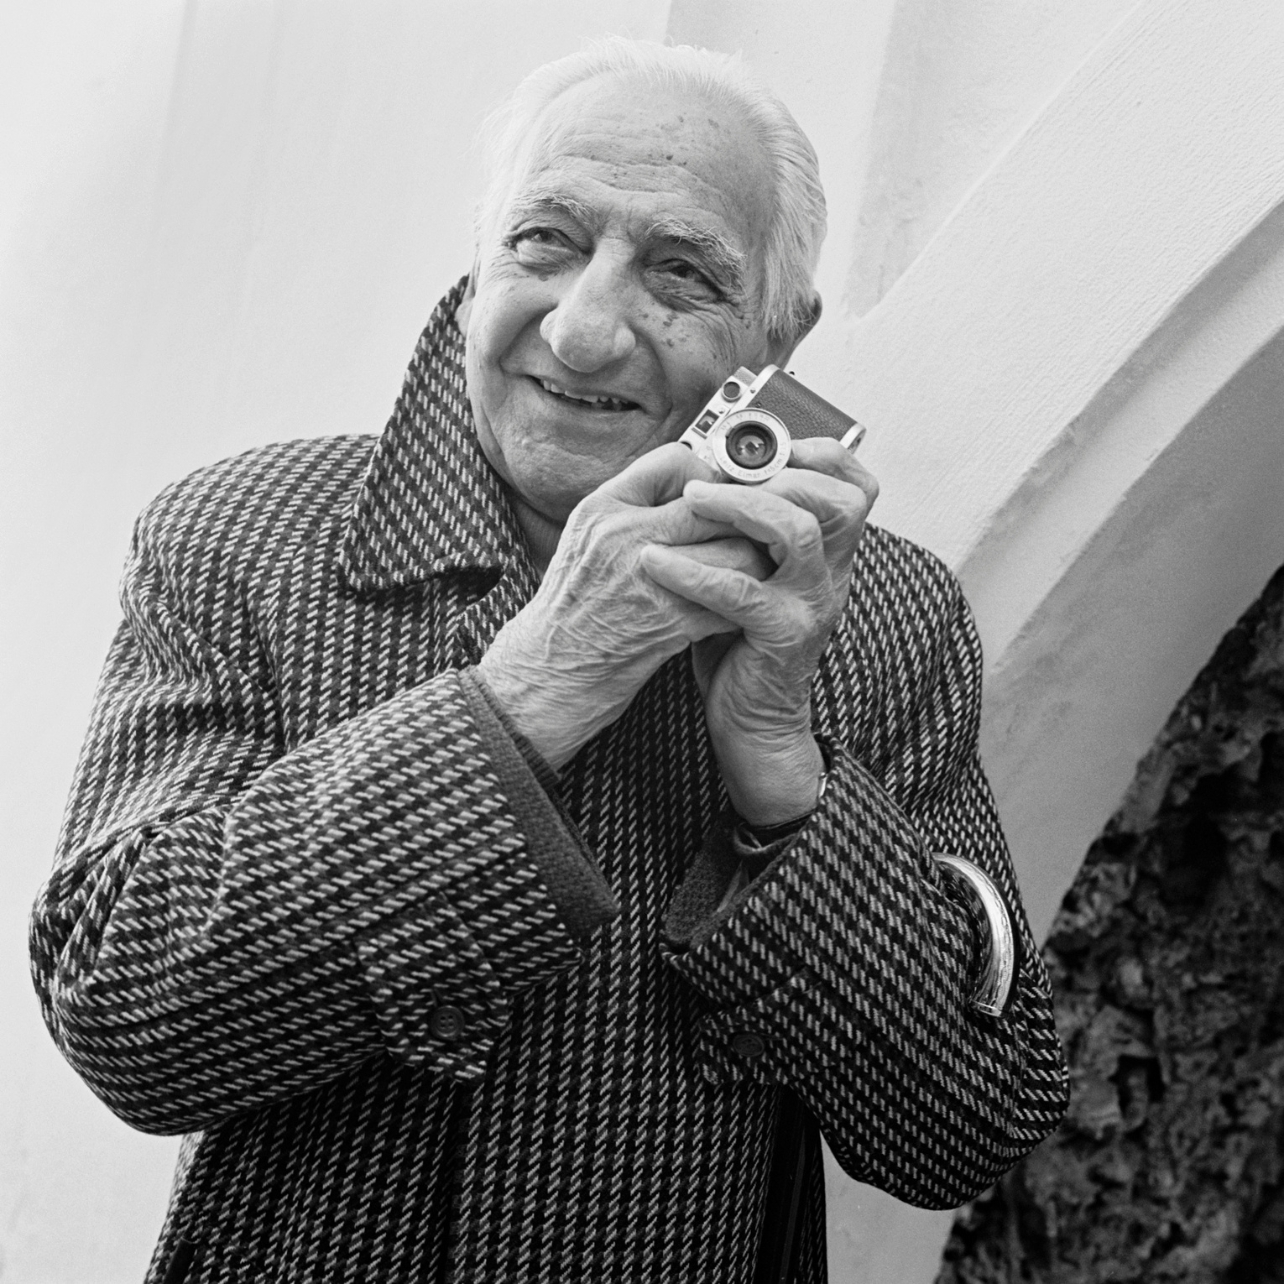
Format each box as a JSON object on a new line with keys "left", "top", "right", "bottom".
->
{"left": 2, "top": 12, "right": 190, "bottom": 1282}
{"left": 846, "top": 0, "right": 1134, "bottom": 314}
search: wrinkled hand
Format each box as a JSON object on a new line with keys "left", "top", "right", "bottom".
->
{"left": 641, "top": 438, "right": 879, "bottom": 825}
{"left": 479, "top": 444, "right": 755, "bottom": 770}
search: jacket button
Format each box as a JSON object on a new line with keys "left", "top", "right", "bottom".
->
{"left": 731, "top": 1031, "right": 766, "bottom": 1060}
{"left": 429, "top": 1005, "right": 465, "bottom": 1042}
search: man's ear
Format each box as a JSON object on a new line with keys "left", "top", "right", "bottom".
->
{"left": 766, "top": 291, "right": 822, "bottom": 367}
{"left": 455, "top": 260, "right": 480, "bottom": 333}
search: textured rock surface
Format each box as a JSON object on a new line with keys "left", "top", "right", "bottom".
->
{"left": 938, "top": 565, "right": 1284, "bottom": 1283}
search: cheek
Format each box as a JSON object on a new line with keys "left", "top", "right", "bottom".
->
{"left": 469, "top": 270, "right": 544, "bottom": 371}
{"left": 661, "top": 312, "right": 764, "bottom": 403}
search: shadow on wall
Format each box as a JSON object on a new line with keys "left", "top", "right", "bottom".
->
{"left": 939, "top": 561, "right": 1284, "bottom": 1283}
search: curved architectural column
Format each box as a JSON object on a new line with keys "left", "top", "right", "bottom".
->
{"left": 674, "top": 1, "right": 1284, "bottom": 1279}
{"left": 833, "top": 0, "right": 1284, "bottom": 942}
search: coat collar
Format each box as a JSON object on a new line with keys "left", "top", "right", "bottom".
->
{"left": 339, "top": 276, "right": 528, "bottom": 593}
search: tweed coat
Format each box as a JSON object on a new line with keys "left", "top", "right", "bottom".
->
{"left": 31, "top": 279, "right": 1068, "bottom": 1284}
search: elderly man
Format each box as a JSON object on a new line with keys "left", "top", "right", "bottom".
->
{"left": 31, "top": 39, "right": 1066, "bottom": 1284}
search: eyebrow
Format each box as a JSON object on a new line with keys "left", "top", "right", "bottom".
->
{"left": 643, "top": 215, "right": 747, "bottom": 288}
{"left": 503, "top": 185, "right": 599, "bottom": 233}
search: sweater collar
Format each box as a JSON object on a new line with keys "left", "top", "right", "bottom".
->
{"left": 339, "top": 276, "right": 528, "bottom": 592}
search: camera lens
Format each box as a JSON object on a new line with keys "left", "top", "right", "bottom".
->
{"left": 725, "top": 420, "right": 777, "bottom": 470}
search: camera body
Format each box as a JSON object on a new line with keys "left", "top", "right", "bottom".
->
{"left": 678, "top": 365, "right": 865, "bottom": 484}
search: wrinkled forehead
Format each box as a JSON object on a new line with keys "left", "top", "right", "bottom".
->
{"left": 495, "top": 72, "right": 775, "bottom": 256}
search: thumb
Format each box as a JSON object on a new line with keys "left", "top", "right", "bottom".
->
{"left": 599, "top": 442, "right": 720, "bottom": 508}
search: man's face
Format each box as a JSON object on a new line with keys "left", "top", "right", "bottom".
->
{"left": 462, "top": 74, "right": 790, "bottom": 524}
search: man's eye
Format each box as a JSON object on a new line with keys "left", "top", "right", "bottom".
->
{"left": 655, "top": 260, "right": 717, "bottom": 294}
{"left": 664, "top": 261, "right": 704, "bottom": 281}
{"left": 506, "top": 227, "right": 584, "bottom": 272}
{"left": 509, "top": 227, "right": 577, "bottom": 255}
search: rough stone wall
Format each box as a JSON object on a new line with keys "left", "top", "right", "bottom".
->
{"left": 938, "top": 564, "right": 1284, "bottom": 1283}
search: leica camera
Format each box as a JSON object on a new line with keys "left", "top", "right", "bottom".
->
{"left": 679, "top": 365, "right": 866, "bottom": 484}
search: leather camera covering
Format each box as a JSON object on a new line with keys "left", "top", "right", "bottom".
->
{"left": 751, "top": 370, "right": 856, "bottom": 441}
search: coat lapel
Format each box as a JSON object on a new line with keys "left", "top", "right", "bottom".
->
{"left": 339, "top": 276, "right": 527, "bottom": 594}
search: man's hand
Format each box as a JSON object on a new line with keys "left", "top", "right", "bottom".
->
{"left": 640, "top": 438, "right": 878, "bottom": 825}
{"left": 478, "top": 444, "right": 756, "bottom": 770}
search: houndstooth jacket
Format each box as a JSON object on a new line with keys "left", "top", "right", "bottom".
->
{"left": 31, "top": 279, "right": 1068, "bottom": 1284}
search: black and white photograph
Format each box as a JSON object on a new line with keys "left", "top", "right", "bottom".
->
{"left": 3, "top": 2, "right": 1283, "bottom": 1281}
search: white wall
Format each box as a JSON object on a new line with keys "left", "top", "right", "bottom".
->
{"left": 2, "top": 11, "right": 190, "bottom": 1282}
{"left": 846, "top": 0, "right": 1134, "bottom": 313}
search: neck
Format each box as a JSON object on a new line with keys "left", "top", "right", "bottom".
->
{"left": 510, "top": 493, "right": 564, "bottom": 578}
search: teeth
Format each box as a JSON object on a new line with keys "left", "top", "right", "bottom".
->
{"left": 539, "top": 378, "right": 633, "bottom": 411}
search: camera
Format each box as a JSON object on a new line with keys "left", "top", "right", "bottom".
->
{"left": 678, "top": 365, "right": 866, "bottom": 484}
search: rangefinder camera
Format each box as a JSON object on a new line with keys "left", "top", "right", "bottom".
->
{"left": 678, "top": 365, "right": 866, "bottom": 484}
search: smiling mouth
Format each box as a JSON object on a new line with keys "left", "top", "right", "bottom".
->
{"left": 535, "top": 377, "right": 639, "bottom": 413}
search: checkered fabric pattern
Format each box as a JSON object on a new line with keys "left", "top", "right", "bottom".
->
{"left": 30, "top": 278, "right": 1067, "bottom": 1283}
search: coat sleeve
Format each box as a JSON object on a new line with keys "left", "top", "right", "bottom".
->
{"left": 661, "top": 576, "right": 1069, "bottom": 1209}
{"left": 29, "top": 506, "right": 616, "bottom": 1137}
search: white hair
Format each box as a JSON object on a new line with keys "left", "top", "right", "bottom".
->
{"left": 475, "top": 38, "right": 827, "bottom": 349}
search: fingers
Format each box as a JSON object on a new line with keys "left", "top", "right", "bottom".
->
{"left": 665, "top": 536, "right": 775, "bottom": 582}
{"left": 677, "top": 480, "right": 830, "bottom": 582}
{"left": 640, "top": 544, "right": 785, "bottom": 638}
{"left": 585, "top": 443, "right": 736, "bottom": 546}
{"left": 761, "top": 468, "right": 871, "bottom": 541}
{"left": 597, "top": 442, "right": 720, "bottom": 507}
{"left": 686, "top": 445, "right": 876, "bottom": 574}
{"left": 785, "top": 437, "right": 880, "bottom": 511}
{"left": 669, "top": 599, "right": 744, "bottom": 643}
{"left": 560, "top": 445, "right": 735, "bottom": 553}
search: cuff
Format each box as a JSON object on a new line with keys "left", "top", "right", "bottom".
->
{"left": 460, "top": 669, "right": 619, "bottom": 942}
{"left": 662, "top": 807, "right": 809, "bottom": 955}
{"left": 662, "top": 741, "right": 975, "bottom": 1013}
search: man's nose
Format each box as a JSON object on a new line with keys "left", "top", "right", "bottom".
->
{"left": 539, "top": 252, "right": 637, "bottom": 371}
